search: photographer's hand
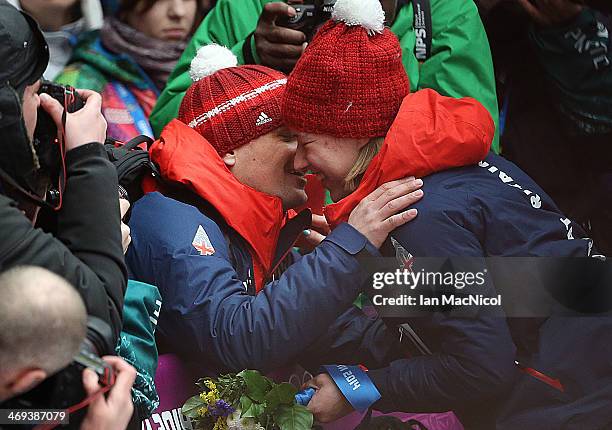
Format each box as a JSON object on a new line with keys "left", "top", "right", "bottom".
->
{"left": 39, "top": 89, "right": 107, "bottom": 152}
{"left": 254, "top": 2, "right": 307, "bottom": 72}
{"left": 80, "top": 356, "right": 136, "bottom": 430}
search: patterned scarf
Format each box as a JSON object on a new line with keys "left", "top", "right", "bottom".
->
{"left": 100, "top": 17, "right": 186, "bottom": 90}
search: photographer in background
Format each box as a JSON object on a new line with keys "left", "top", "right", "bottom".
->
{"left": 0, "top": 266, "right": 136, "bottom": 430}
{"left": 0, "top": 0, "right": 127, "bottom": 351}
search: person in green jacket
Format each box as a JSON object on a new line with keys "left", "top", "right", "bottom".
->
{"left": 150, "top": 0, "right": 500, "bottom": 152}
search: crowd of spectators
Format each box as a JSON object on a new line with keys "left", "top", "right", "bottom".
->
{"left": 0, "top": 0, "right": 610, "bottom": 429}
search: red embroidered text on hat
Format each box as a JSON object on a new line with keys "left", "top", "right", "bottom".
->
{"left": 282, "top": 0, "right": 410, "bottom": 139}
{"left": 178, "top": 44, "right": 287, "bottom": 155}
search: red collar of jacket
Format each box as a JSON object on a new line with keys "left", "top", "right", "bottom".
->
{"left": 149, "top": 119, "right": 286, "bottom": 292}
{"left": 325, "top": 89, "right": 495, "bottom": 229}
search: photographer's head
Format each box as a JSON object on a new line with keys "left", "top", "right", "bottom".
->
{"left": 178, "top": 44, "right": 308, "bottom": 211}
{"left": 0, "top": 266, "right": 87, "bottom": 402}
{"left": 0, "top": 1, "right": 50, "bottom": 209}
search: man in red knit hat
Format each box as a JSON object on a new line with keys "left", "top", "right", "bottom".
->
{"left": 125, "top": 43, "right": 428, "bottom": 375}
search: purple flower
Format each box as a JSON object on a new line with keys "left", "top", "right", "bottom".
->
{"left": 208, "top": 399, "right": 236, "bottom": 418}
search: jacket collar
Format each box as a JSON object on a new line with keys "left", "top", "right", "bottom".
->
{"left": 151, "top": 120, "right": 286, "bottom": 286}
{"left": 325, "top": 90, "right": 494, "bottom": 228}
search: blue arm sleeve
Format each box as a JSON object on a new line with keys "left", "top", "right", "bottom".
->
{"left": 364, "top": 201, "right": 518, "bottom": 412}
{"left": 127, "top": 193, "right": 379, "bottom": 373}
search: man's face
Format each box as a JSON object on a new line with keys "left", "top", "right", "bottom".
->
{"left": 22, "top": 80, "right": 41, "bottom": 144}
{"left": 228, "top": 127, "right": 308, "bottom": 210}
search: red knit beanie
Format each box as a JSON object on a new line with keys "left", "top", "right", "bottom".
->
{"left": 178, "top": 44, "right": 287, "bottom": 155}
{"left": 282, "top": 0, "right": 410, "bottom": 138}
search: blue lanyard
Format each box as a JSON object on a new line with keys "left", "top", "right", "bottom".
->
{"left": 111, "top": 81, "right": 154, "bottom": 138}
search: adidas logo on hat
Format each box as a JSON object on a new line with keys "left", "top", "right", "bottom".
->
{"left": 256, "top": 112, "right": 272, "bottom": 126}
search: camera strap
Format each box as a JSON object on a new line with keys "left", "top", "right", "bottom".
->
{"left": 410, "top": 0, "right": 432, "bottom": 62}
{"left": 34, "top": 383, "right": 115, "bottom": 430}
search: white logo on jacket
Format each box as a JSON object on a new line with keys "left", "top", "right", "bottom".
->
{"left": 192, "top": 225, "right": 215, "bottom": 256}
{"left": 478, "top": 160, "right": 542, "bottom": 209}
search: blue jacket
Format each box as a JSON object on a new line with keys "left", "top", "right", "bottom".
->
{"left": 317, "top": 152, "right": 610, "bottom": 429}
{"left": 126, "top": 120, "right": 379, "bottom": 374}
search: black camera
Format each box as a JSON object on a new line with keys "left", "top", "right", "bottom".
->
{"left": 278, "top": 0, "right": 336, "bottom": 40}
{"left": 33, "top": 81, "right": 85, "bottom": 207}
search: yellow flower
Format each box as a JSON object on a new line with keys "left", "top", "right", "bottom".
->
{"left": 198, "top": 379, "right": 221, "bottom": 408}
{"left": 213, "top": 417, "right": 228, "bottom": 430}
{"left": 196, "top": 406, "right": 208, "bottom": 418}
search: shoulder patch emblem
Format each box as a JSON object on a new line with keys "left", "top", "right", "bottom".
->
{"left": 391, "top": 237, "right": 414, "bottom": 271}
{"left": 192, "top": 225, "right": 215, "bottom": 256}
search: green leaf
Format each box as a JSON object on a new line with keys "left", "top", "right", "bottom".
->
{"left": 274, "top": 404, "right": 313, "bottom": 430}
{"left": 242, "top": 399, "right": 266, "bottom": 419}
{"left": 239, "top": 370, "right": 272, "bottom": 402}
{"left": 240, "top": 395, "right": 253, "bottom": 414}
{"left": 264, "top": 383, "right": 298, "bottom": 412}
{"left": 182, "top": 395, "right": 206, "bottom": 418}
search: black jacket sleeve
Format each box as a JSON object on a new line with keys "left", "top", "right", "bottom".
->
{"left": 0, "top": 143, "right": 127, "bottom": 342}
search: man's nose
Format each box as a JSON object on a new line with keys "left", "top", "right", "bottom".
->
{"left": 293, "top": 145, "right": 309, "bottom": 172}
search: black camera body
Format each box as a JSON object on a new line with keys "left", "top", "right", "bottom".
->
{"left": 278, "top": 0, "right": 336, "bottom": 40}
{"left": 33, "top": 82, "right": 85, "bottom": 206}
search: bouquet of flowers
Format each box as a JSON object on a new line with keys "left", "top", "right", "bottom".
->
{"left": 182, "top": 370, "right": 314, "bottom": 430}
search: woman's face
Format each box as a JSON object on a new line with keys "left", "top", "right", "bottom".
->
{"left": 126, "top": 0, "right": 197, "bottom": 42}
{"left": 294, "top": 132, "right": 368, "bottom": 201}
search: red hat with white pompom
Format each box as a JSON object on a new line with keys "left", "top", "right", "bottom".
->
{"left": 178, "top": 44, "right": 287, "bottom": 156}
{"left": 282, "top": 0, "right": 410, "bottom": 138}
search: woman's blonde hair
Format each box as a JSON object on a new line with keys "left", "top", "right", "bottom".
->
{"left": 344, "top": 137, "right": 384, "bottom": 193}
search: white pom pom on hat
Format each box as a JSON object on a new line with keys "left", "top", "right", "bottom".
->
{"left": 332, "top": 0, "right": 385, "bottom": 35}
{"left": 189, "top": 43, "right": 238, "bottom": 82}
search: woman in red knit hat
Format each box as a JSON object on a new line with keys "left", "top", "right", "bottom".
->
{"left": 283, "top": 1, "right": 606, "bottom": 428}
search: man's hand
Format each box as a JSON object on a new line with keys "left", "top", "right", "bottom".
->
{"left": 39, "top": 89, "right": 107, "bottom": 152}
{"left": 517, "top": 0, "right": 584, "bottom": 26}
{"left": 254, "top": 2, "right": 307, "bottom": 72}
{"left": 80, "top": 356, "right": 136, "bottom": 430}
{"left": 348, "top": 177, "right": 423, "bottom": 248}
{"left": 119, "top": 199, "right": 131, "bottom": 254}
{"left": 305, "top": 373, "right": 354, "bottom": 423}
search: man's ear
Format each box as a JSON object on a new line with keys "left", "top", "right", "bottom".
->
{"left": 8, "top": 368, "right": 47, "bottom": 398}
{"left": 223, "top": 151, "right": 237, "bottom": 168}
